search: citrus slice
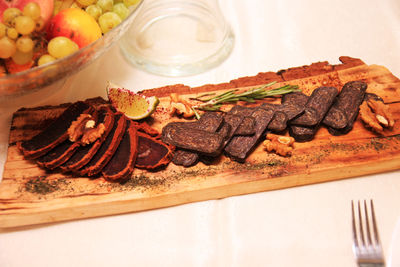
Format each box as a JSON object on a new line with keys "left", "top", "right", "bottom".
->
{"left": 106, "top": 82, "right": 159, "bottom": 120}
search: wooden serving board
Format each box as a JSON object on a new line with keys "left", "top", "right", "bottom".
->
{"left": 1, "top": 57, "right": 400, "bottom": 228}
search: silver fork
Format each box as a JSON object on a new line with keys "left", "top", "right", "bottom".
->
{"left": 351, "top": 200, "right": 385, "bottom": 267}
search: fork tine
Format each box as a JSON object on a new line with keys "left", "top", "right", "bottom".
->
{"left": 364, "top": 200, "right": 372, "bottom": 246}
{"left": 370, "top": 199, "right": 381, "bottom": 245}
{"left": 351, "top": 200, "right": 359, "bottom": 247}
{"left": 357, "top": 200, "right": 366, "bottom": 246}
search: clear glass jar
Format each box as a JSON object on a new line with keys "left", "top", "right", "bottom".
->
{"left": 119, "top": 0, "right": 234, "bottom": 77}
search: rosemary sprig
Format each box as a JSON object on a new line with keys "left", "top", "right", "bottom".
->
{"left": 191, "top": 82, "right": 300, "bottom": 116}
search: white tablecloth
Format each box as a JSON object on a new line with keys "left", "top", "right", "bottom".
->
{"left": 1, "top": 0, "right": 400, "bottom": 266}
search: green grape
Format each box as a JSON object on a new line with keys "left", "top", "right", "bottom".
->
{"left": 16, "top": 36, "right": 34, "bottom": 53}
{"left": 7, "top": 27, "right": 19, "bottom": 40}
{"left": 0, "top": 23, "right": 6, "bottom": 38}
{"left": 113, "top": 3, "right": 129, "bottom": 20}
{"left": 14, "top": 16, "right": 35, "bottom": 35}
{"left": 123, "top": 0, "right": 141, "bottom": 7}
{"left": 77, "top": 0, "right": 97, "bottom": 7}
{"left": 85, "top": 4, "right": 103, "bottom": 21}
{"left": 11, "top": 49, "right": 33, "bottom": 65}
{"left": 2, "top": 8, "right": 22, "bottom": 26}
{"left": 97, "top": 0, "right": 114, "bottom": 12}
{"left": 98, "top": 12, "right": 122, "bottom": 34}
{"left": 48, "top": 37, "right": 79, "bottom": 59}
{"left": 23, "top": 2, "right": 41, "bottom": 21}
{"left": 38, "top": 54, "right": 56, "bottom": 66}
{"left": 0, "top": 36, "right": 17, "bottom": 59}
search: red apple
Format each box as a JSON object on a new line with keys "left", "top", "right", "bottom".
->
{"left": 0, "top": 0, "right": 54, "bottom": 25}
{"left": 46, "top": 8, "right": 102, "bottom": 48}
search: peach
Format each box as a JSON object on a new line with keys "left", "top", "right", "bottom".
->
{"left": 0, "top": 0, "right": 54, "bottom": 24}
{"left": 46, "top": 8, "right": 102, "bottom": 48}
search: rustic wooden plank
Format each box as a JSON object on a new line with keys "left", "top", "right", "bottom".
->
{"left": 1, "top": 57, "right": 400, "bottom": 228}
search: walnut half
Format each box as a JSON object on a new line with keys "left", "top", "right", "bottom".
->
{"left": 68, "top": 113, "right": 105, "bottom": 145}
{"left": 263, "top": 133, "right": 295, "bottom": 157}
{"left": 169, "top": 93, "right": 195, "bottom": 118}
{"left": 359, "top": 99, "right": 395, "bottom": 133}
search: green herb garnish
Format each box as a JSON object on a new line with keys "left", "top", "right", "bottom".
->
{"left": 191, "top": 82, "right": 300, "bottom": 119}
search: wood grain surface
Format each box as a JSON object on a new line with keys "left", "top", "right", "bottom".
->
{"left": 1, "top": 57, "right": 400, "bottom": 228}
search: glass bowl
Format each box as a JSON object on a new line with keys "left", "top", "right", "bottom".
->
{"left": 0, "top": 1, "right": 143, "bottom": 99}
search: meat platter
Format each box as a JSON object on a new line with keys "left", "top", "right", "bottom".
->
{"left": 1, "top": 56, "right": 400, "bottom": 228}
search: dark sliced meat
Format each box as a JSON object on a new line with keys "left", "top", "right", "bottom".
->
{"left": 234, "top": 116, "right": 255, "bottom": 135}
{"left": 18, "top": 101, "right": 93, "bottom": 159}
{"left": 102, "top": 120, "right": 138, "bottom": 181}
{"left": 36, "top": 140, "right": 80, "bottom": 169}
{"left": 162, "top": 123, "right": 224, "bottom": 157}
{"left": 172, "top": 149, "right": 199, "bottom": 167}
{"left": 322, "top": 106, "right": 347, "bottom": 129}
{"left": 326, "top": 81, "right": 367, "bottom": 135}
{"left": 224, "top": 107, "right": 275, "bottom": 162}
{"left": 77, "top": 113, "right": 127, "bottom": 176}
{"left": 291, "top": 87, "right": 338, "bottom": 126}
{"left": 59, "top": 106, "right": 114, "bottom": 173}
{"left": 170, "top": 112, "right": 223, "bottom": 166}
{"left": 364, "top": 92, "right": 383, "bottom": 102}
{"left": 288, "top": 125, "right": 317, "bottom": 142}
{"left": 135, "top": 131, "right": 174, "bottom": 169}
{"left": 267, "top": 111, "right": 288, "bottom": 132}
{"left": 281, "top": 91, "right": 309, "bottom": 118}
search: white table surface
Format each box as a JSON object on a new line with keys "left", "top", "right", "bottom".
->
{"left": 1, "top": 0, "right": 400, "bottom": 266}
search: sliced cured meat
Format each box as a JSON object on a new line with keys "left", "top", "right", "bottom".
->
{"left": 102, "top": 120, "right": 138, "bottom": 181}
{"left": 326, "top": 81, "right": 367, "bottom": 135}
{"left": 291, "top": 87, "right": 338, "bottom": 126}
{"left": 267, "top": 111, "right": 288, "bottom": 132}
{"left": 322, "top": 106, "right": 348, "bottom": 129}
{"left": 234, "top": 116, "right": 255, "bottom": 136}
{"left": 36, "top": 140, "right": 80, "bottom": 169}
{"left": 77, "top": 113, "right": 127, "bottom": 177}
{"left": 135, "top": 131, "right": 174, "bottom": 169}
{"left": 289, "top": 125, "right": 318, "bottom": 142}
{"left": 224, "top": 107, "right": 275, "bottom": 162}
{"left": 162, "top": 123, "right": 224, "bottom": 157}
{"left": 281, "top": 91, "right": 309, "bottom": 118}
{"left": 172, "top": 149, "right": 198, "bottom": 167}
{"left": 59, "top": 106, "right": 114, "bottom": 173}
{"left": 18, "top": 101, "right": 93, "bottom": 159}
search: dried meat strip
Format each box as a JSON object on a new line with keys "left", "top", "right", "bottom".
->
{"left": 135, "top": 131, "right": 174, "bottom": 169}
{"left": 102, "top": 120, "right": 138, "bottom": 181}
{"left": 282, "top": 92, "right": 317, "bottom": 142}
{"left": 171, "top": 112, "right": 223, "bottom": 166}
{"left": 224, "top": 107, "right": 275, "bottom": 162}
{"left": 162, "top": 123, "right": 224, "bottom": 157}
{"left": 59, "top": 106, "right": 115, "bottom": 173}
{"left": 77, "top": 113, "right": 127, "bottom": 177}
{"left": 234, "top": 116, "right": 255, "bottom": 135}
{"left": 291, "top": 87, "right": 338, "bottom": 126}
{"left": 325, "top": 81, "right": 367, "bottom": 135}
{"left": 18, "top": 101, "right": 93, "bottom": 159}
{"left": 36, "top": 139, "right": 80, "bottom": 169}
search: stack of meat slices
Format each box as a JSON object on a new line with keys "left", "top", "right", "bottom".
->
{"left": 17, "top": 100, "right": 174, "bottom": 182}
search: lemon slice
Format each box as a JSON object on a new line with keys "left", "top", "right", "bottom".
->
{"left": 106, "top": 82, "right": 159, "bottom": 120}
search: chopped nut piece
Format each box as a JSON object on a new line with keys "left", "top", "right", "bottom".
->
{"left": 81, "top": 123, "right": 105, "bottom": 145}
{"left": 68, "top": 113, "right": 105, "bottom": 145}
{"left": 169, "top": 93, "right": 195, "bottom": 118}
{"left": 360, "top": 98, "right": 395, "bottom": 133}
{"left": 263, "top": 133, "right": 295, "bottom": 156}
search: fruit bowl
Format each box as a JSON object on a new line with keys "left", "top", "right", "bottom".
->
{"left": 0, "top": 1, "right": 142, "bottom": 99}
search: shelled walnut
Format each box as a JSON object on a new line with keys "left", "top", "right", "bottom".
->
{"left": 359, "top": 98, "right": 395, "bottom": 133}
{"left": 263, "top": 133, "right": 295, "bottom": 157}
{"left": 169, "top": 93, "right": 195, "bottom": 118}
{"left": 68, "top": 113, "right": 105, "bottom": 145}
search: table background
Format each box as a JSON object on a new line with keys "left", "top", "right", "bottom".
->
{"left": 1, "top": 0, "right": 400, "bottom": 266}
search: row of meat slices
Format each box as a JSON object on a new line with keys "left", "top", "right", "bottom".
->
{"left": 17, "top": 101, "right": 174, "bottom": 182}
